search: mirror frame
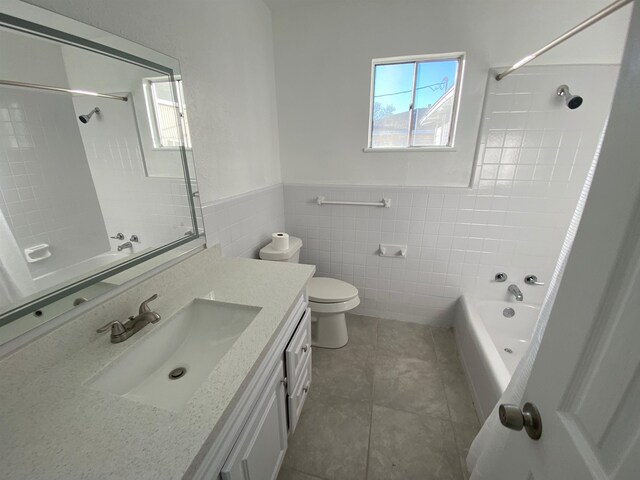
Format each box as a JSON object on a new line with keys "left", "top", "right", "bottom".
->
{"left": 0, "top": 9, "right": 202, "bottom": 327}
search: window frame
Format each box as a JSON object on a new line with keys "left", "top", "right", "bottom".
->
{"left": 142, "top": 76, "right": 192, "bottom": 151}
{"left": 365, "top": 52, "right": 465, "bottom": 153}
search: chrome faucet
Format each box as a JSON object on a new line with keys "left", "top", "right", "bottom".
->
{"left": 508, "top": 284, "right": 523, "bottom": 302}
{"left": 96, "top": 294, "right": 161, "bottom": 343}
{"left": 117, "top": 241, "right": 132, "bottom": 252}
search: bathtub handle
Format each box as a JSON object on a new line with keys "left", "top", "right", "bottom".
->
{"left": 494, "top": 272, "right": 508, "bottom": 282}
{"left": 524, "top": 275, "right": 544, "bottom": 286}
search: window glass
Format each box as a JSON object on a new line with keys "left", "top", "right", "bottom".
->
{"left": 371, "top": 62, "right": 414, "bottom": 148}
{"left": 368, "top": 54, "right": 463, "bottom": 149}
{"left": 412, "top": 60, "right": 459, "bottom": 146}
{"left": 146, "top": 78, "right": 192, "bottom": 149}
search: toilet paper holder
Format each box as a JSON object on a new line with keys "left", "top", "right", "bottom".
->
{"left": 379, "top": 243, "right": 407, "bottom": 258}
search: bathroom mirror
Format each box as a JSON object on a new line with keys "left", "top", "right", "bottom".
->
{"left": 0, "top": 1, "right": 205, "bottom": 343}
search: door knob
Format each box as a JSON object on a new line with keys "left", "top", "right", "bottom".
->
{"left": 499, "top": 402, "right": 542, "bottom": 440}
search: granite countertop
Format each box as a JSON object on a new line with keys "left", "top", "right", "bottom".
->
{"left": 0, "top": 247, "right": 315, "bottom": 480}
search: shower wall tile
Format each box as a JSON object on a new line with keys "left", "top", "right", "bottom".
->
{"left": 73, "top": 95, "right": 201, "bottom": 254}
{"left": 202, "top": 184, "right": 285, "bottom": 259}
{"left": 0, "top": 88, "right": 110, "bottom": 279}
{"left": 283, "top": 65, "right": 619, "bottom": 325}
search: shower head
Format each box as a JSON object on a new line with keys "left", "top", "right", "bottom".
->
{"left": 79, "top": 107, "right": 100, "bottom": 124}
{"left": 557, "top": 85, "right": 583, "bottom": 110}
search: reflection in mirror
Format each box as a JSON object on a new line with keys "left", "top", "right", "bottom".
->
{"left": 0, "top": 12, "right": 204, "bottom": 344}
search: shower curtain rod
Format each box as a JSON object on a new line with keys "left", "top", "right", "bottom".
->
{"left": 0, "top": 79, "right": 128, "bottom": 101}
{"left": 496, "top": 0, "right": 634, "bottom": 81}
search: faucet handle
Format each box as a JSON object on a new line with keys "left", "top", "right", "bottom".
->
{"left": 525, "top": 275, "right": 545, "bottom": 286}
{"left": 97, "top": 320, "right": 126, "bottom": 335}
{"left": 494, "top": 272, "right": 508, "bottom": 282}
{"left": 139, "top": 294, "right": 158, "bottom": 314}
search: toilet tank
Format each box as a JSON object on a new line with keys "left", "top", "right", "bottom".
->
{"left": 259, "top": 236, "right": 302, "bottom": 263}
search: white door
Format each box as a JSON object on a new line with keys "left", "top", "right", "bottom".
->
{"left": 480, "top": 6, "right": 640, "bottom": 479}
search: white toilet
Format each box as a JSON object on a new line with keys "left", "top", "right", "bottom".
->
{"left": 259, "top": 236, "right": 359, "bottom": 348}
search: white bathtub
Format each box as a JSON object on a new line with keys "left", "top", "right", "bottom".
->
{"left": 454, "top": 295, "right": 539, "bottom": 422}
{"left": 33, "top": 251, "right": 132, "bottom": 291}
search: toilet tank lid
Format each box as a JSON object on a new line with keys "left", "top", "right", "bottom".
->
{"left": 308, "top": 277, "right": 359, "bottom": 303}
{"left": 259, "top": 236, "right": 303, "bottom": 261}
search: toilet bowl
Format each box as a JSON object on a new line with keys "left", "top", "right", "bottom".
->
{"left": 259, "top": 236, "right": 359, "bottom": 348}
{"left": 308, "top": 277, "right": 360, "bottom": 348}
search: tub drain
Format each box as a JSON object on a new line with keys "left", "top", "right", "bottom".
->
{"left": 504, "top": 348, "right": 513, "bottom": 354}
{"left": 168, "top": 367, "right": 187, "bottom": 380}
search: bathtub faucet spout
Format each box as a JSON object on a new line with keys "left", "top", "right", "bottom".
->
{"left": 508, "top": 284, "right": 524, "bottom": 302}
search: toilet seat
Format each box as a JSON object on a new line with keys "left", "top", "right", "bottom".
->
{"left": 308, "top": 277, "right": 358, "bottom": 303}
{"left": 309, "top": 296, "right": 360, "bottom": 314}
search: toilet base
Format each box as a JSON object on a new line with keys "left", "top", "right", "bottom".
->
{"left": 311, "top": 311, "right": 348, "bottom": 348}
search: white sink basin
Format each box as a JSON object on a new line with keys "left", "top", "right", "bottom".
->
{"left": 87, "top": 299, "right": 261, "bottom": 411}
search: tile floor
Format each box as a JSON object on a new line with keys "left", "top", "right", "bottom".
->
{"left": 278, "top": 314, "right": 480, "bottom": 480}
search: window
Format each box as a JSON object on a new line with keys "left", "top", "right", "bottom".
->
{"left": 143, "top": 77, "right": 192, "bottom": 149}
{"left": 367, "top": 53, "right": 464, "bottom": 150}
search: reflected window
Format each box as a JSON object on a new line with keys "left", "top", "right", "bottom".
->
{"left": 144, "top": 77, "right": 192, "bottom": 149}
{"left": 368, "top": 53, "right": 464, "bottom": 149}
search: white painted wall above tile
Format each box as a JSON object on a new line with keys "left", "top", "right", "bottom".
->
{"left": 272, "top": 0, "right": 630, "bottom": 187}
{"left": 27, "top": 0, "right": 282, "bottom": 203}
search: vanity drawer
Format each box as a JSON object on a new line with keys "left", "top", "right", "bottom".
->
{"left": 287, "top": 353, "right": 311, "bottom": 434}
{"left": 285, "top": 308, "right": 311, "bottom": 395}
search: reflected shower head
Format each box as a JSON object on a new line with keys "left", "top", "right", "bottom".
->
{"left": 557, "top": 85, "right": 583, "bottom": 110}
{"left": 79, "top": 107, "right": 100, "bottom": 124}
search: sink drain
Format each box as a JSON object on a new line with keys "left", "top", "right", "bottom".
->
{"left": 168, "top": 367, "right": 187, "bottom": 380}
{"left": 503, "top": 307, "right": 515, "bottom": 318}
{"left": 504, "top": 348, "right": 513, "bottom": 354}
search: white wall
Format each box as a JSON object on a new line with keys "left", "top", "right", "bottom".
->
{"left": 0, "top": 31, "right": 109, "bottom": 279}
{"left": 284, "top": 65, "right": 618, "bottom": 324}
{"left": 203, "top": 184, "right": 285, "bottom": 258}
{"left": 271, "top": 0, "right": 630, "bottom": 187}
{"left": 27, "top": 0, "right": 282, "bottom": 204}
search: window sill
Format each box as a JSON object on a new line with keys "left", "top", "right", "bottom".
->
{"left": 151, "top": 147, "right": 193, "bottom": 152}
{"left": 362, "top": 147, "right": 456, "bottom": 153}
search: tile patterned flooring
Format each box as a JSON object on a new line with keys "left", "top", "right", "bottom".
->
{"left": 278, "top": 314, "right": 481, "bottom": 480}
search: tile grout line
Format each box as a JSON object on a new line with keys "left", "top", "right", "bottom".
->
{"left": 432, "top": 327, "right": 469, "bottom": 480}
{"left": 284, "top": 315, "right": 474, "bottom": 480}
{"left": 363, "top": 316, "right": 380, "bottom": 480}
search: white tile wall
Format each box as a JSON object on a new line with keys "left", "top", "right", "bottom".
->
{"left": 284, "top": 65, "right": 619, "bottom": 325}
{"left": 0, "top": 88, "right": 110, "bottom": 279}
{"left": 74, "top": 95, "right": 201, "bottom": 253}
{"left": 203, "top": 184, "right": 285, "bottom": 258}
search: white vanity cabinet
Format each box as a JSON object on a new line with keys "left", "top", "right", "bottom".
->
{"left": 219, "top": 360, "right": 288, "bottom": 480}
{"left": 193, "top": 293, "right": 312, "bottom": 480}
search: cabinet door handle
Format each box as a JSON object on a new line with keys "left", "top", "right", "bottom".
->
{"left": 301, "top": 344, "right": 309, "bottom": 353}
{"left": 303, "top": 383, "right": 310, "bottom": 393}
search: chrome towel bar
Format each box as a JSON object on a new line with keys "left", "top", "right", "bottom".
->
{"left": 316, "top": 196, "right": 391, "bottom": 208}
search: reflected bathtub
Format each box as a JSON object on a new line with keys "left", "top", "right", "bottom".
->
{"left": 454, "top": 296, "right": 539, "bottom": 422}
